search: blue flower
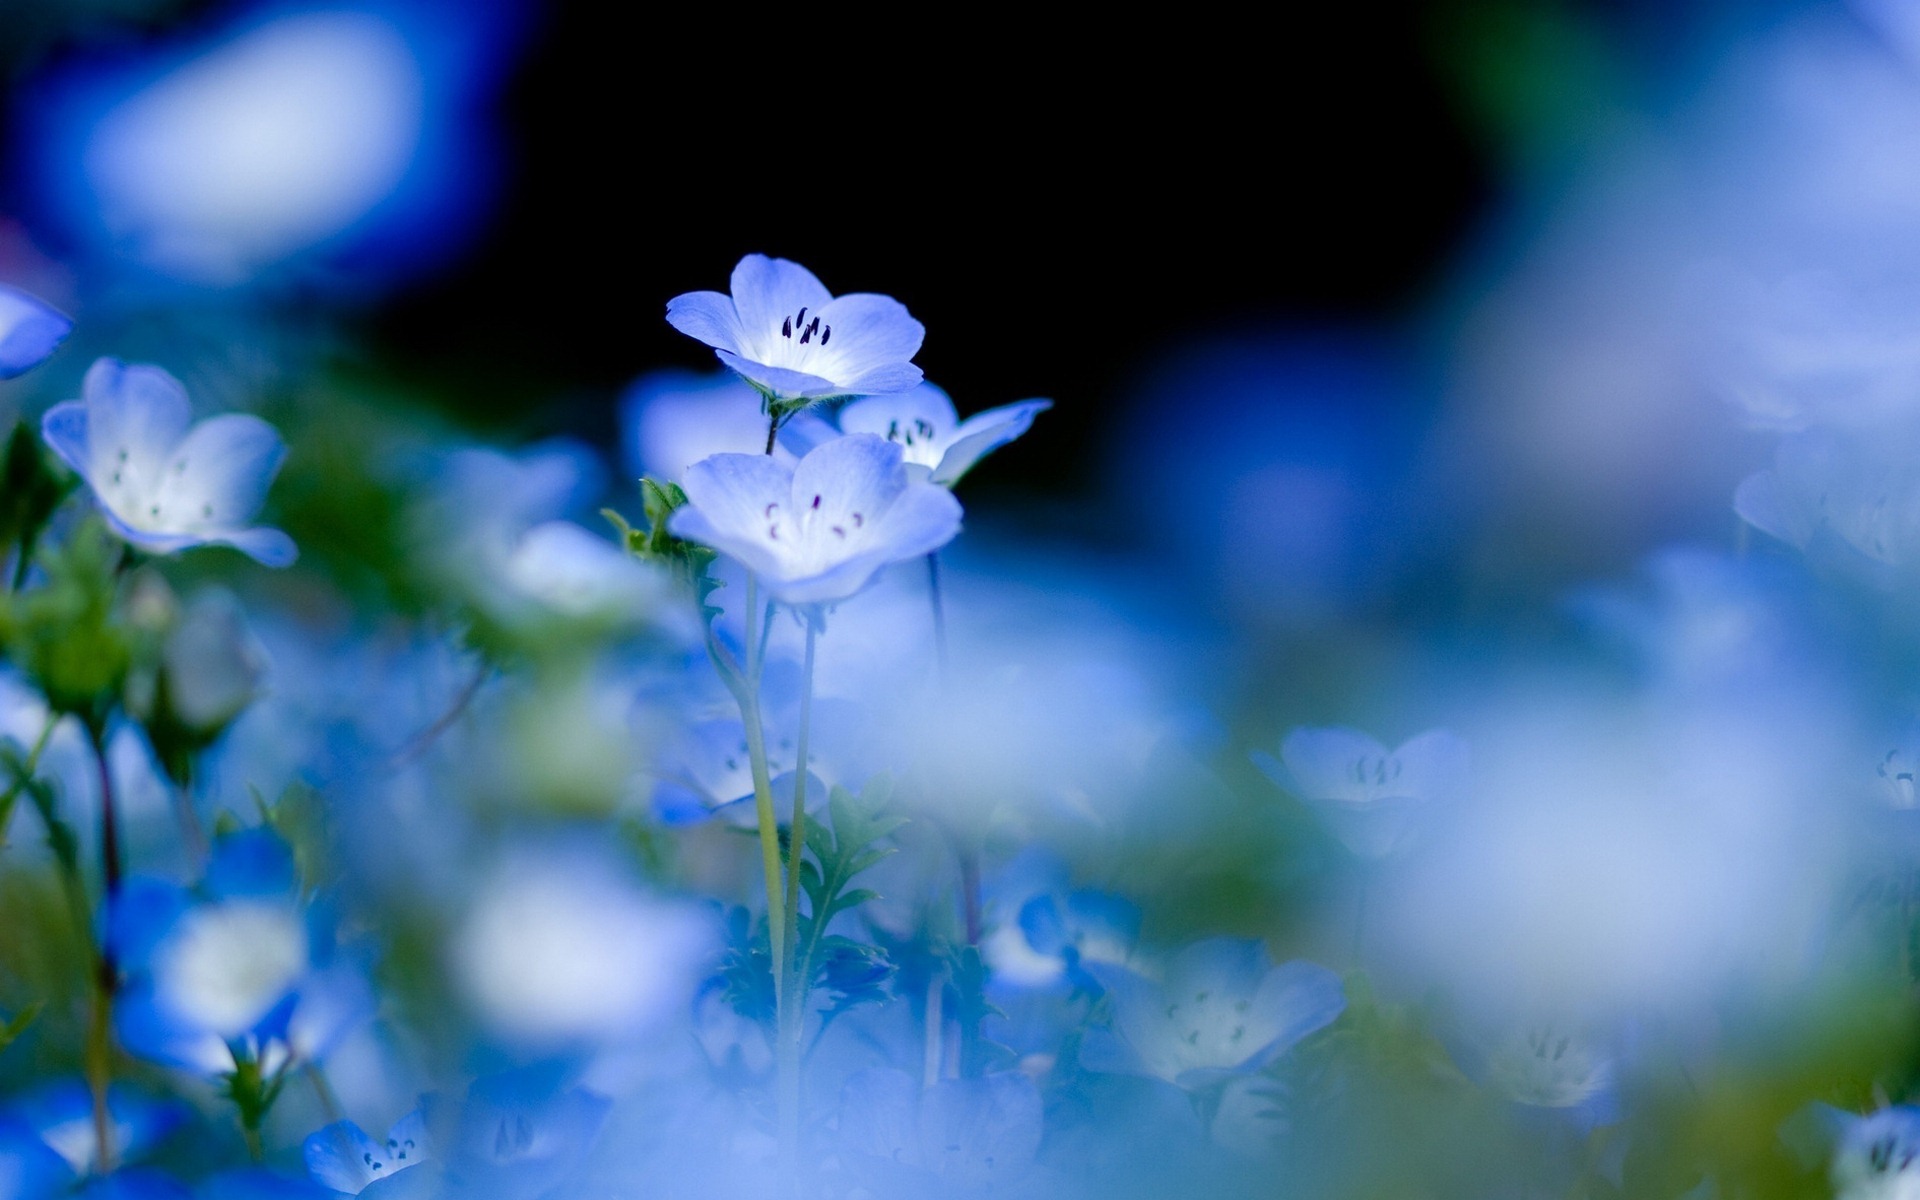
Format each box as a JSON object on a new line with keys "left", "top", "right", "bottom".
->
{"left": 669, "top": 434, "right": 961, "bottom": 607}
{"left": 836, "top": 1067, "right": 1044, "bottom": 1193}
{"left": 832, "top": 384, "right": 1050, "bottom": 487}
{"left": 42, "top": 359, "right": 295, "bottom": 567}
{"left": 304, "top": 1112, "right": 430, "bottom": 1195}
{"left": 110, "top": 829, "right": 370, "bottom": 1076}
{"left": 0, "top": 1080, "right": 182, "bottom": 1185}
{"left": 1079, "top": 939, "right": 1344, "bottom": 1090}
{"left": 426, "top": 1070, "right": 608, "bottom": 1200}
{"left": 666, "top": 255, "right": 924, "bottom": 404}
{"left": 197, "top": 1168, "right": 340, "bottom": 1200}
{"left": 0, "top": 285, "right": 71, "bottom": 379}
{"left": 1253, "top": 726, "right": 1467, "bottom": 860}
{"left": 1829, "top": 1106, "right": 1920, "bottom": 1200}
{"left": 621, "top": 368, "right": 796, "bottom": 483}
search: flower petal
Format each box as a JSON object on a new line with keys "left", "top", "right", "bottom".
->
{"left": 837, "top": 385, "right": 959, "bottom": 444}
{"left": 1278, "top": 726, "right": 1391, "bottom": 804}
{"left": 151, "top": 413, "right": 287, "bottom": 534}
{"left": 728, "top": 255, "right": 832, "bottom": 357}
{"left": 1242, "top": 958, "right": 1345, "bottom": 1069}
{"left": 813, "top": 293, "right": 925, "bottom": 384}
{"left": 670, "top": 451, "right": 795, "bottom": 578}
{"left": 713, "top": 350, "right": 840, "bottom": 401}
{"left": 663, "top": 290, "right": 747, "bottom": 357}
{"left": 304, "top": 1120, "right": 384, "bottom": 1193}
{"left": 80, "top": 358, "right": 193, "bottom": 496}
{"left": 0, "top": 285, "right": 72, "bottom": 378}
{"left": 789, "top": 433, "right": 908, "bottom": 533}
{"left": 40, "top": 400, "right": 91, "bottom": 479}
{"left": 934, "top": 399, "right": 1051, "bottom": 486}
{"left": 206, "top": 526, "right": 299, "bottom": 568}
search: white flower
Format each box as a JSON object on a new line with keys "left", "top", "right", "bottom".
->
{"left": 669, "top": 433, "right": 961, "bottom": 607}
{"left": 833, "top": 383, "right": 1050, "bottom": 487}
{"left": 42, "top": 358, "right": 295, "bottom": 566}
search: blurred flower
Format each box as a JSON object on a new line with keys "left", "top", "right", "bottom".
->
{"left": 303, "top": 1112, "right": 430, "bottom": 1195}
{"left": 983, "top": 871, "right": 1139, "bottom": 994}
{"left": 1735, "top": 429, "right": 1920, "bottom": 569}
{"left": 1480, "top": 1023, "right": 1616, "bottom": 1118}
{"left": 426, "top": 1071, "right": 607, "bottom": 1200}
{"left": 452, "top": 848, "right": 713, "bottom": 1048}
{"left": 24, "top": 1, "right": 516, "bottom": 287}
{"left": 42, "top": 358, "right": 295, "bottom": 566}
{"left": 835, "top": 1067, "right": 1045, "bottom": 1195}
{"left": 0, "top": 285, "right": 71, "bottom": 379}
{"left": 668, "top": 434, "right": 961, "bottom": 607}
{"left": 832, "top": 384, "right": 1051, "bottom": 487}
{"left": 1253, "top": 727, "right": 1468, "bottom": 860}
{"left": 620, "top": 368, "right": 793, "bottom": 484}
{"left": 2, "top": 1082, "right": 181, "bottom": 1181}
{"left": 1831, "top": 1106, "right": 1920, "bottom": 1200}
{"left": 1081, "top": 940, "right": 1344, "bottom": 1089}
{"left": 111, "top": 830, "right": 370, "bottom": 1075}
{"left": 666, "top": 255, "right": 924, "bottom": 403}
{"left": 497, "top": 520, "right": 681, "bottom": 629}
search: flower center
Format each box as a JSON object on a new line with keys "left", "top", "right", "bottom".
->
{"left": 779, "top": 306, "right": 831, "bottom": 347}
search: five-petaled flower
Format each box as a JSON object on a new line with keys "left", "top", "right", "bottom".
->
{"left": 666, "top": 255, "right": 925, "bottom": 406}
{"left": 669, "top": 433, "right": 961, "bottom": 607}
{"left": 815, "top": 383, "right": 1051, "bottom": 488}
{"left": 42, "top": 357, "right": 296, "bottom": 566}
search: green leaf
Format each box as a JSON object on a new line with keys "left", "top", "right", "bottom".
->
{"left": 0, "top": 1002, "right": 42, "bottom": 1055}
{"left": 0, "top": 421, "right": 77, "bottom": 586}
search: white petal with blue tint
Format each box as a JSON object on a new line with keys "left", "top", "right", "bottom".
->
{"left": 40, "top": 357, "right": 295, "bottom": 566}
{"left": 665, "top": 255, "right": 925, "bottom": 402}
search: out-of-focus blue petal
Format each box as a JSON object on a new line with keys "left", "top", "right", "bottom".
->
{"left": 1276, "top": 727, "right": 1389, "bottom": 802}
{"left": 1242, "top": 959, "right": 1346, "bottom": 1069}
{"left": 80, "top": 359, "right": 193, "bottom": 487}
{"left": 39, "top": 402, "right": 90, "bottom": 481}
{"left": 916, "top": 1074, "right": 1044, "bottom": 1185}
{"left": 72, "top": 1169, "right": 192, "bottom": 1200}
{"left": 205, "top": 829, "right": 297, "bottom": 898}
{"left": 15, "top": 1081, "right": 184, "bottom": 1174}
{"left": 303, "top": 1122, "right": 383, "bottom": 1194}
{"left": 620, "top": 369, "right": 775, "bottom": 484}
{"left": 0, "top": 286, "right": 71, "bottom": 379}
{"left": 205, "top": 527, "right": 299, "bottom": 568}
{"left": 114, "top": 984, "right": 232, "bottom": 1076}
{"left": 285, "top": 966, "right": 375, "bottom": 1064}
{"left": 0, "top": 1114, "right": 75, "bottom": 1200}
{"left": 196, "top": 1168, "right": 338, "bottom": 1200}
{"left": 153, "top": 415, "right": 287, "bottom": 534}
{"left": 1017, "top": 896, "right": 1070, "bottom": 958}
{"left": 106, "top": 878, "right": 192, "bottom": 971}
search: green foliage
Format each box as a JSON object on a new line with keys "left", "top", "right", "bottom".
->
{"left": 0, "top": 518, "right": 130, "bottom": 727}
{"left": 0, "top": 421, "right": 76, "bottom": 589}
{"left": 0, "top": 1003, "right": 41, "bottom": 1058}
{"left": 794, "top": 778, "right": 906, "bottom": 1025}
{"left": 611, "top": 476, "right": 718, "bottom": 616}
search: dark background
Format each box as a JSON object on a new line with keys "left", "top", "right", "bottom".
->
{"left": 369, "top": 7, "right": 1499, "bottom": 498}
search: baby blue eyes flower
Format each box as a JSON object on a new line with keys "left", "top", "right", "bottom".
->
{"left": 1079, "top": 938, "right": 1344, "bottom": 1089}
{"left": 666, "top": 255, "right": 925, "bottom": 404}
{"left": 304, "top": 1112, "right": 430, "bottom": 1195}
{"left": 1830, "top": 1106, "right": 1920, "bottom": 1200}
{"left": 835, "top": 383, "right": 1051, "bottom": 487}
{"left": 41, "top": 358, "right": 296, "bottom": 567}
{"left": 0, "top": 285, "right": 72, "bottom": 378}
{"left": 669, "top": 433, "right": 962, "bottom": 607}
{"left": 1254, "top": 726, "right": 1468, "bottom": 860}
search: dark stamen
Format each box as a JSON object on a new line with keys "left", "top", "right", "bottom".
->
{"left": 782, "top": 317, "right": 792, "bottom": 338}
{"left": 821, "top": 324, "right": 831, "bottom": 345}
{"left": 811, "top": 495, "right": 821, "bottom": 509}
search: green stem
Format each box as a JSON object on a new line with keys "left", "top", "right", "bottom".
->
{"left": 84, "top": 723, "right": 120, "bottom": 1174}
{"left": 776, "top": 616, "right": 818, "bottom": 1169}
{"left": 0, "top": 721, "right": 57, "bottom": 850}
{"left": 734, "top": 574, "right": 786, "bottom": 987}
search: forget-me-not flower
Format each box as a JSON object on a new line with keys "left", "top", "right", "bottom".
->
{"left": 1079, "top": 938, "right": 1344, "bottom": 1090}
{"left": 621, "top": 368, "right": 797, "bottom": 483}
{"left": 833, "top": 383, "right": 1050, "bottom": 487}
{"left": 0, "top": 285, "right": 71, "bottom": 378}
{"left": 666, "top": 255, "right": 924, "bottom": 405}
{"left": 1254, "top": 726, "right": 1468, "bottom": 860}
{"left": 669, "top": 433, "right": 961, "bottom": 607}
{"left": 42, "top": 358, "right": 295, "bottom": 566}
